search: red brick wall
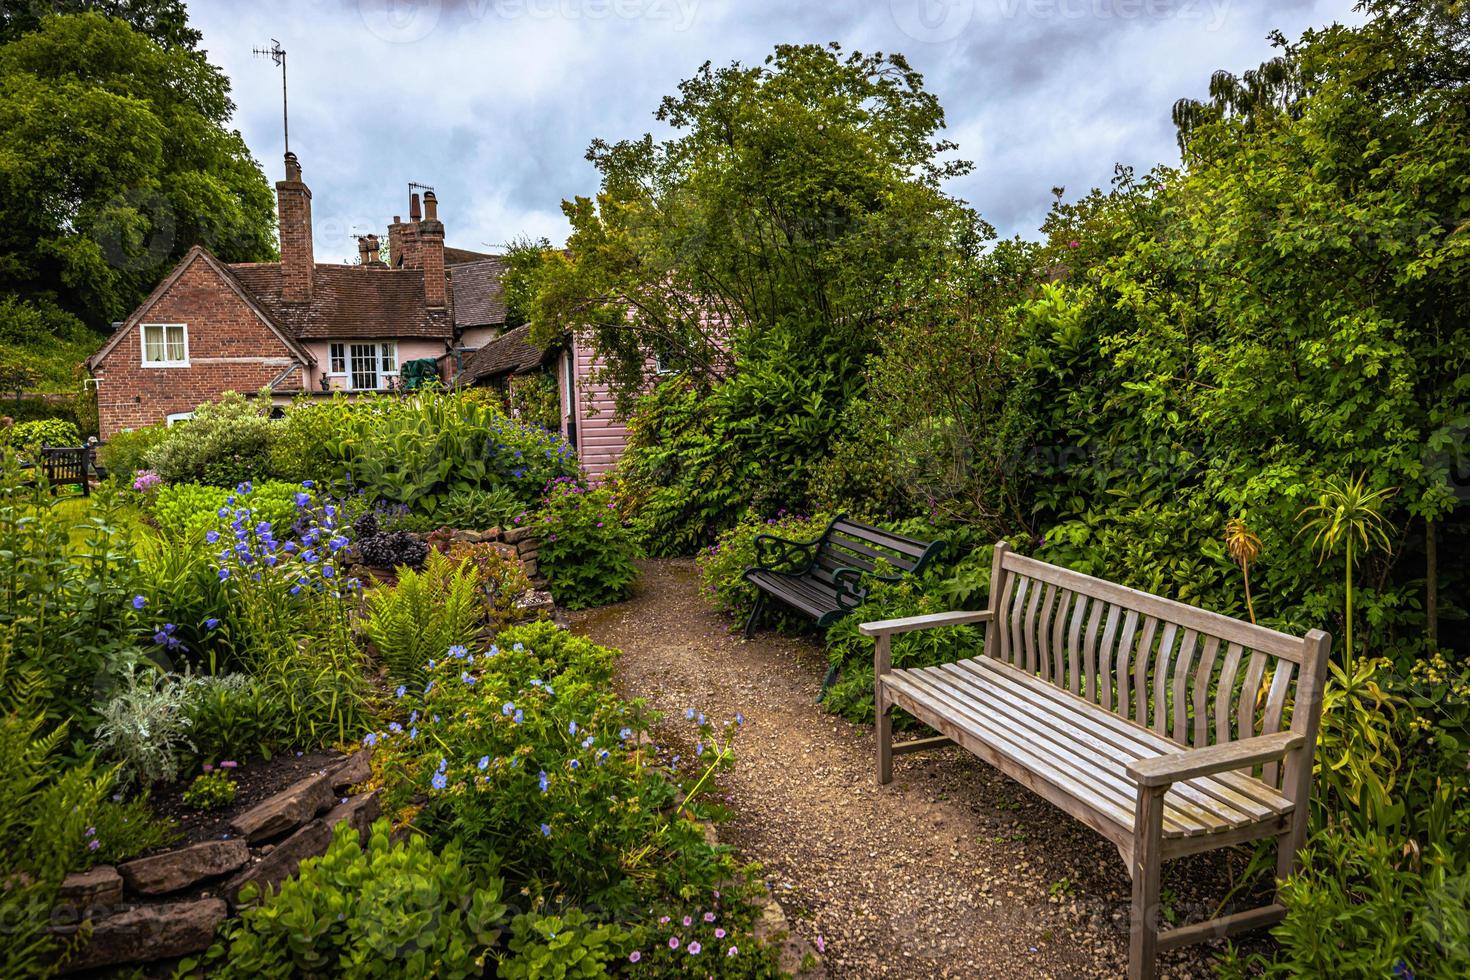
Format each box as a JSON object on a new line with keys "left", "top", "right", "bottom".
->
{"left": 93, "top": 255, "right": 305, "bottom": 436}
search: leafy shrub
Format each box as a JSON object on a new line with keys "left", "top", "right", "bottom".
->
{"left": 500, "top": 909, "right": 622, "bottom": 979}
{"left": 431, "top": 539, "right": 539, "bottom": 632}
{"left": 370, "top": 621, "right": 742, "bottom": 908}
{"left": 202, "top": 819, "right": 507, "bottom": 980}
{"left": 266, "top": 398, "right": 346, "bottom": 485}
{"left": 151, "top": 480, "right": 303, "bottom": 541}
{"left": 697, "top": 510, "right": 832, "bottom": 619}
{"left": 319, "top": 389, "right": 578, "bottom": 511}
{"left": 2, "top": 417, "right": 81, "bottom": 456}
{"left": 822, "top": 572, "right": 986, "bottom": 725}
{"left": 143, "top": 392, "right": 276, "bottom": 486}
{"left": 431, "top": 485, "right": 522, "bottom": 530}
{"left": 184, "top": 673, "right": 290, "bottom": 764}
{"left": 616, "top": 377, "right": 752, "bottom": 557}
{"left": 98, "top": 424, "right": 168, "bottom": 483}
{"left": 182, "top": 770, "right": 237, "bottom": 810}
{"left": 92, "top": 663, "right": 195, "bottom": 788}
{"left": 363, "top": 551, "right": 483, "bottom": 681}
{"left": 532, "top": 479, "right": 637, "bottom": 609}
{"left": 624, "top": 902, "right": 784, "bottom": 977}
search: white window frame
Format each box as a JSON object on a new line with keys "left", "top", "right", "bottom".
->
{"left": 140, "top": 323, "right": 189, "bottom": 368}
{"left": 165, "top": 411, "right": 194, "bottom": 427}
{"left": 328, "top": 342, "right": 347, "bottom": 376}
{"left": 341, "top": 341, "right": 399, "bottom": 391}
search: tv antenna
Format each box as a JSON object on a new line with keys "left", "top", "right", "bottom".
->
{"left": 408, "top": 181, "right": 435, "bottom": 194}
{"left": 253, "top": 40, "right": 289, "bottom": 154}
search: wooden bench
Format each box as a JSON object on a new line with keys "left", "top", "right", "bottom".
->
{"left": 741, "top": 515, "right": 941, "bottom": 640}
{"left": 41, "top": 447, "right": 91, "bottom": 496}
{"left": 861, "top": 542, "right": 1329, "bottom": 980}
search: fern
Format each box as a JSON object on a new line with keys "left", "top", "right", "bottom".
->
{"left": 363, "top": 552, "right": 483, "bottom": 680}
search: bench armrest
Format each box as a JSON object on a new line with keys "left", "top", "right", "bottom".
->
{"left": 752, "top": 531, "right": 822, "bottom": 570}
{"left": 859, "top": 610, "right": 992, "bottom": 637}
{"left": 1125, "top": 732, "right": 1306, "bottom": 789}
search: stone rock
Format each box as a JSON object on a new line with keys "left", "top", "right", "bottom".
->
{"left": 223, "top": 819, "right": 334, "bottom": 908}
{"left": 325, "top": 790, "right": 380, "bottom": 846}
{"left": 58, "top": 898, "right": 226, "bottom": 973}
{"left": 118, "top": 839, "right": 248, "bottom": 896}
{"left": 330, "top": 748, "right": 373, "bottom": 793}
{"left": 520, "top": 559, "right": 539, "bottom": 579}
{"left": 502, "top": 525, "right": 537, "bottom": 545}
{"left": 229, "top": 770, "right": 335, "bottom": 842}
{"left": 514, "top": 590, "right": 555, "bottom": 616}
{"left": 58, "top": 866, "right": 122, "bottom": 908}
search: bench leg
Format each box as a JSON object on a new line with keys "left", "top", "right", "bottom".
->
{"left": 743, "top": 593, "right": 766, "bottom": 640}
{"left": 876, "top": 707, "right": 893, "bottom": 785}
{"left": 1129, "top": 786, "right": 1165, "bottom": 980}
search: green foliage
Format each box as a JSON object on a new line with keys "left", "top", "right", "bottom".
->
{"left": 0, "top": 12, "right": 275, "bottom": 334}
{"left": 821, "top": 571, "right": 986, "bottom": 725}
{"left": 143, "top": 392, "right": 276, "bottom": 487}
{"left": 98, "top": 422, "right": 167, "bottom": 483}
{"left": 624, "top": 902, "right": 785, "bottom": 977}
{"left": 150, "top": 479, "right": 301, "bottom": 541}
{"left": 508, "top": 370, "right": 561, "bottom": 434}
{"left": 1298, "top": 474, "right": 1398, "bottom": 671}
{"left": 500, "top": 909, "right": 622, "bottom": 980}
{"left": 371, "top": 621, "right": 743, "bottom": 910}
{"left": 182, "top": 672, "right": 289, "bottom": 764}
{"left": 430, "top": 485, "right": 522, "bottom": 531}
{"left": 697, "top": 510, "right": 832, "bottom": 619}
{"left": 181, "top": 769, "right": 236, "bottom": 810}
{"left": 0, "top": 295, "right": 99, "bottom": 394}
{"left": 615, "top": 377, "right": 753, "bottom": 557}
{"left": 532, "top": 480, "right": 637, "bottom": 609}
{"left": 204, "top": 819, "right": 508, "bottom": 980}
{"left": 318, "top": 389, "right": 577, "bottom": 512}
{"left": 91, "top": 661, "right": 194, "bottom": 788}
{"left": 362, "top": 551, "right": 483, "bottom": 681}
{"left": 266, "top": 397, "right": 348, "bottom": 486}
{"left": 1, "top": 417, "right": 80, "bottom": 456}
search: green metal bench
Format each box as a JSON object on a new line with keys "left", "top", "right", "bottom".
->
{"left": 741, "top": 515, "right": 941, "bottom": 640}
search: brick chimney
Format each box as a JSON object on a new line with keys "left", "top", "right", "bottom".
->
{"left": 363, "top": 233, "right": 384, "bottom": 267}
{"left": 418, "top": 190, "right": 446, "bottom": 308}
{"left": 277, "top": 152, "right": 313, "bottom": 302}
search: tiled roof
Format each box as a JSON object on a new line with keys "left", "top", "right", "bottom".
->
{"left": 228, "top": 263, "right": 451, "bottom": 340}
{"left": 444, "top": 245, "right": 497, "bottom": 266}
{"left": 456, "top": 324, "right": 551, "bottom": 383}
{"left": 450, "top": 256, "right": 508, "bottom": 329}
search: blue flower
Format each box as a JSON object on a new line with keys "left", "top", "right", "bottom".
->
{"left": 513, "top": 709, "right": 524, "bottom": 724}
{"left": 735, "top": 712, "right": 745, "bottom": 726}
{"left": 289, "top": 585, "right": 301, "bottom": 596}
{"left": 685, "top": 708, "right": 695, "bottom": 720}
{"left": 540, "top": 823, "right": 551, "bottom": 837}
{"left": 395, "top": 685, "right": 406, "bottom": 698}
{"left": 502, "top": 703, "right": 515, "bottom": 716}
{"left": 512, "top": 642, "right": 524, "bottom": 652}
{"left": 217, "top": 507, "right": 229, "bottom": 519}
{"left": 409, "top": 727, "right": 418, "bottom": 740}
{"left": 538, "top": 770, "right": 549, "bottom": 793}
{"left": 597, "top": 749, "right": 609, "bottom": 764}
{"left": 204, "top": 618, "right": 220, "bottom": 630}
{"left": 568, "top": 721, "right": 578, "bottom": 736}
{"left": 619, "top": 727, "right": 633, "bottom": 741}
{"left": 569, "top": 759, "right": 580, "bottom": 770}
{"left": 478, "top": 755, "right": 489, "bottom": 771}
{"left": 437, "top": 757, "right": 447, "bottom": 772}
{"left": 388, "top": 722, "right": 402, "bottom": 733}
{"left": 448, "top": 644, "right": 468, "bottom": 658}
{"left": 132, "top": 595, "right": 146, "bottom": 610}
{"left": 461, "top": 671, "right": 476, "bottom": 685}
{"left": 363, "top": 733, "right": 378, "bottom": 747}
{"left": 322, "top": 565, "right": 335, "bottom": 579}
{"left": 431, "top": 772, "right": 447, "bottom": 791}
{"left": 302, "top": 480, "right": 315, "bottom": 489}
{"left": 205, "top": 530, "right": 219, "bottom": 544}
{"left": 219, "top": 569, "right": 231, "bottom": 581}
{"left": 294, "top": 492, "right": 310, "bottom": 507}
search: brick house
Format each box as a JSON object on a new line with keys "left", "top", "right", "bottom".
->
{"left": 87, "top": 152, "right": 497, "bottom": 436}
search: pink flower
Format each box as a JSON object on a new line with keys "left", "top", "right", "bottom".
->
{"left": 816, "top": 934, "right": 825, "bottom": 953}
{"left": 688, "top": 941, "right": 702, "bottom": 955}
{"left": 668, "top": 936, "right": 680, "bottom": 950}
{"left": 628, "top": 951, "right": 641, "bottom": 963}
{"left": 703, "top": 912, "right": 716, "bottom": 923}
{"left": 682, "top": 916, "right": 692, "bottom": 927}
{"left": 1068, "top": 240, "right": 1079, "bottom": 248}
{"left": 714, "top": 928, "right": 726, "bottom": 939}
{"left": 219, "top": 760, "right": 238, "bottom": 769}
{"left": 658, "top": 916, "right": 670, "bottom": 925}
{"left": 727, "top": 946, "right": 738, "bottom": 957}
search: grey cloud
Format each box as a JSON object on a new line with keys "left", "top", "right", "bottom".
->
{"left": 194, "top": 0, "right": 1361, "bottom": 262}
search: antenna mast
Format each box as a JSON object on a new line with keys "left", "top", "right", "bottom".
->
{"left": 253, "top": 40, "right": 289, "bottom": 154}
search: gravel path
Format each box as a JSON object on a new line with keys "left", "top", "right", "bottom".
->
{"left": 568, "top": 559, "right": 1256, "bottom": 979}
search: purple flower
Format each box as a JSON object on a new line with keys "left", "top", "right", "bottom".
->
{"left": 668, "top": 937, "right": 680, "bottom": 950}
{"left": 704, "top": 912, "right": 716, "bottom": 923}
{"left": 714, "top": 928, "right": 726, "bottom": 939}
{"left": 628, "top": 951, "right": 641, "bottom": 963}
{"left": 538, "top": 770, "right": 549, "bottom": 793}
{"left": 682, "top": 916, "right": 692, "bottom": 927}
{"left": 87, "top": 839, "right": 100, "bottom": 852}
{"left": 132, "top": 595, "right": 146, "bottom": 610}
{"left": 205, "top": 530, "right": 219, "bottom": 543}
{"left": 727, "top": 946, "right": 738, "bottom": 957}
{"left": 687, "top": 941, "right": 701, "bottom": 955}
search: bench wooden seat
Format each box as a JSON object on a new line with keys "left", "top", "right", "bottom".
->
{"left": 740, "top": 515, "right": 941, "bottom": 639}
{"left": 861, "top": 543, "right": 1329, "bottom": 980}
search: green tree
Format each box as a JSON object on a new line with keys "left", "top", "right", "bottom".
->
{"left": 525, "top": 42, "right": 976, "bottom": 413}
{"left": 0, "top": 12, "right": 276, "bottom": 339}
{"left": 0, "top": 0, "right": 201, "bottom": 49}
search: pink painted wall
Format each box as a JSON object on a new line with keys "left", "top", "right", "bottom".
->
{"left": 563, "top": 335, "right": 635, "bottom": 482}
{"left": 301, "top": 338, "right": 447, "bottom": 391}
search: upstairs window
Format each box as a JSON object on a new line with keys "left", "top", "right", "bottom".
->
{"left": 140, "top": 324, "right": 188, "bottom": 367}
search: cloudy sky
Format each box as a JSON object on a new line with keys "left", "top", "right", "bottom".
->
{"left": 191, "top": 0, "right": 1363, "bottom": 263}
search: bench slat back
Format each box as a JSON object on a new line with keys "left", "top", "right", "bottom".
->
{"left": 42, "top": 447, "right": 88, "bottom": 482}
{"left": 984, "top": 543, "right": 1327, "bottom": 789}
{"left": 811, "top": 519, "right": 934, "bottom": 585}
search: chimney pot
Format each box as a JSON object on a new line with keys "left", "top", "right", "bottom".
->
{"left": 423, "top": 190, "right": 438, "bottom": 222}
{"left": 409, "top": 192, "right": 422, "bottom": 222}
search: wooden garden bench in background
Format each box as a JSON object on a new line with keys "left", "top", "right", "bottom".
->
{"left": 17, "top": 446, "right": 91, "bottom": 497}
{"left": 741, "top": 515, "right": 941, "bottom": 639}
{"left": 860, "top": 542, "right": 1329, "bottom": 980}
